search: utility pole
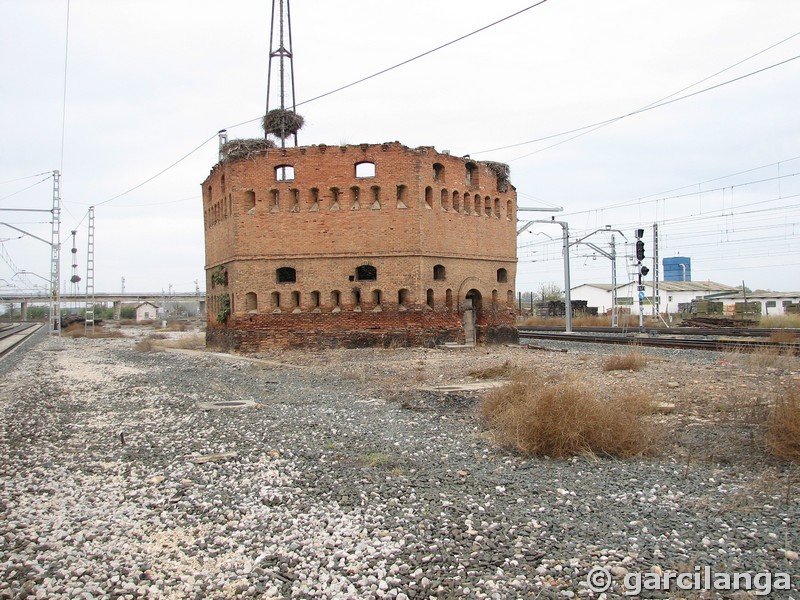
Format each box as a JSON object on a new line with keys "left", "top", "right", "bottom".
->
{"left": 50, "top": 170, "right": 61, "bottom": 336}
{"left": 529, "top": 219, "right": 572, "bottom": 333}
{"left": 569, "top": 226, "right": 627, "bottom": 327}
{"left": 85, "top": 207, "right": 96, "bottom": 333}
{"left": 652, "top": 223, "right": 659, "bottom": 318}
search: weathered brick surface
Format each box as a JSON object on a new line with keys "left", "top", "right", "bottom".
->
{"left": 201, "top": 141, "right": 518, "bottom": 349}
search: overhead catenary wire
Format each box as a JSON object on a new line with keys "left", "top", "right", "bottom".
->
{"left": 67, "top": 2, "right": 550, "bottom": 228}
{"left": 472, "top": 52, "right": 800, "bottom": 160}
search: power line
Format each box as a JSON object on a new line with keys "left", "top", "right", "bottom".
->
{"left": 222, "top": 1, "right": 552, "bottom": 133}
{"left": 295, "top": 1, "right": 550, "bottom": 108}
{"left": 0, "top": 177, "right": 52, "bottom": 203}
{"left": 0, "top": 172, "right": 53, "bottom": 186}
{"left": 470, "top": 50, "right": 800, "bottom": 159}
{"left": 74, "top": 2, "right": 551, "bottom": 221}
{"left": 60, "top": 0, "right": 70, "bottom": 175}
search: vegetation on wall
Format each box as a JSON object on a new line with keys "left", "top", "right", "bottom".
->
{"left": 211, "top": 266, "right": 228, "bottom": 288}
{"left": 217, "top": 293, "right": 231, "bottom": 324}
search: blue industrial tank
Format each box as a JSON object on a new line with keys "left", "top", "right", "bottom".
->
{"left": 663, "top": 257, "right": 691, "bottom": 282}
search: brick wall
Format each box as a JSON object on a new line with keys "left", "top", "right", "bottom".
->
{"left": 202, "top": 141, "right": 519, "bottom": 350}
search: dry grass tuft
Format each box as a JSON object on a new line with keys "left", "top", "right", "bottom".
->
{"left": 769, "top": 329, "right": 798, "bottom": 344}
{"left": 135, "top": 333, "right": 205, "bottom": 353}
{"left": 62, "top": 323, "right": 125, "bottom": 339}
{"left": 765, "top": 382, "right": 800, "bottom": 463}
{"left": 159, "top": 334, "right": 206, "bottom": 350}
{"left": 602, "top": 350, "right": 647, "bottom": 372}
{"left": 481, "top": 371, "right": 658, "bottom": 458}
{"left": 468, "top": 361, "right": 518, "bottom": 380}
{"left": 736, "top": 345, "right": 800, "bottom": 371}
{"left": 759, "top": 314, "right": 800, "bottom": 328}
{"left": 156, "top": 320, "right": 190, "bottom": 332}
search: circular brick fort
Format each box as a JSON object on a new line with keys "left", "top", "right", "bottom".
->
{"left": 202, "top": 140, "right": 518, "bottom": 350}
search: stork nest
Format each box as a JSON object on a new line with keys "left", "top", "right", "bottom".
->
{"left": 263, "top": 109, "right": 305, "bottom": 138}
{"left": 220, "top": 138, "right": 276, "bottom": 162}
{"left": 484, "top": 161, "right": 511, "bottom": 192}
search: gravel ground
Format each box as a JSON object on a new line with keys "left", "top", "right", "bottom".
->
{"left": 0, "top": 324, "right": 798, "bottom": 599}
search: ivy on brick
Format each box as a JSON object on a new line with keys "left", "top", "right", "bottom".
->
{"left": 217, "top": 293, "right": 231, "bottom": 324}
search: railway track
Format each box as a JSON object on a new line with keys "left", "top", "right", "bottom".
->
{"left": 518, "top": 328, "right": 800, "bottom": 355}
{"left": 0, "top": 323, "right": 44, "bottom": 358}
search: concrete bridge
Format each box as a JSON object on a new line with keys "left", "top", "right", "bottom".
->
{"left": 0, "top": 292, "right": 206, "bottom": 321}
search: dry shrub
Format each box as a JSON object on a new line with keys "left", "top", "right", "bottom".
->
{"left": 158, "top": 320, "right": 189, "bottom": 332}
{"left": 158, "top": 334, "right": 206, "bottom": 350}
{"left": 62, "top": 323, "right": 124, "bottom": 339}
{"left": 737, "top": 345, "right": 799, "bottom": 371}
{"left": 468, "top": 361, "right": 517, "bottom": 380}
{"left": 765, "top": 383, "right": 800, "bottom": 463}
{"left": 481, "top": 371, "right": 658, "bottom": 458}
{"left": 602, "top": 350, "right": 647, "bottom": 372}
{"left": 760, "top": 314, "right": 800, "bottom": 328}
{"left": 135, "top": 334, "right": 205, "bottom": 352}
{"left": 134, "top": 338, "right": 160, "bottom": 353}
{"left": 769, "top": 329, "right": 798, "bottom": 344}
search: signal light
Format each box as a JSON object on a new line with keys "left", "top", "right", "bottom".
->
{"left": 635, "top": 240, "right": 645, "bottom": 261}
{"left": 640, "top": 265, "right": 650, "bottom": 276}
{"left": 635, "top": 228, "right": 645, "bottom": 239}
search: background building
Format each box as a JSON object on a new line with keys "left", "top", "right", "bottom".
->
{"left": 663, "top": 256, "right": 692, "bottom": 282}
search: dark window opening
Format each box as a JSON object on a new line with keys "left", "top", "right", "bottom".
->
{"left": 310, "top": 291, "right": 320, "bottom": 308}
{"left": 371, "top": 185, "right": 381, "bottom": 209}
{"left": 331, "top": 290, "right": 341, "bottom": 307}
{"left": 396, "top": 184, "right": 408, "bottom": 209}
{"left": 292, "top": 291, "right": 301, "bottom": 308}
{"left": 352, "top": 289, "right": 361, "bottom": 305}
{"left": 372, "top": 289, "right": 382, "bottom": 305}
{"left": 398, "top": 288, "right": 409, "bottom": 306}
{"left": 426, "top": 289, "right": 434, "bottom": 309}
{"left": 424, "top": 186, "right": 433, "bottom": 209}
{"left": 433, "top": 264, "right": 446, "bottom": 281}
{"left": 245, "top": 190, "right": 256, "bottom": 211}
{"left": 465, "top": 162, "right": 478, "bottom": 186}
{"left": 452, "top": 191, "right": 460, "bottom": 212}
{"left": 433, "top": 163, "right": 444, "bottom": 182}
{"left": 271, "top": 291, "right": 280, "bottom": 309}
{"left": 497, "top": 268, "right": 508, "bottom": 283}
{"left": 355, "top": 264, "right": 377, "bottom": 281}
{"left": 441, "top": 189, "right": 449, "bottom": 210}
{"left": 277, "top": 267, "right": 297, "bottom": 283}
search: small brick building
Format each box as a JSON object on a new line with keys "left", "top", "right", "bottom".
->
{"left": 202, "top": 140, "right": 518, "bottom": 350}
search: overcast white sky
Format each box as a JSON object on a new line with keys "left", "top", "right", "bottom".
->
{"left": 1, "top": 0, "right": 799, "bottom": 297}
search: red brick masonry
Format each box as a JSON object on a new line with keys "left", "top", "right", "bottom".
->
{"left": 202, "top": 141, "right": 518, "bottom": 350}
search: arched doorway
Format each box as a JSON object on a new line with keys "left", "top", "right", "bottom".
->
{"left": 463, "top": 289, "right": 482, "bottom": 345}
